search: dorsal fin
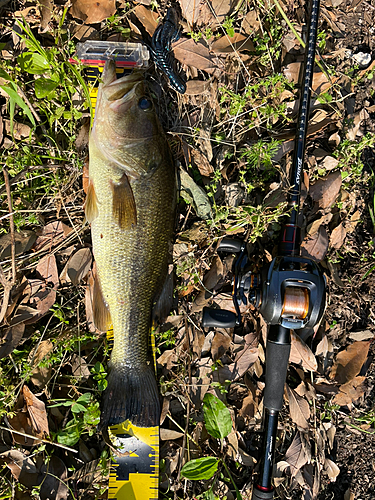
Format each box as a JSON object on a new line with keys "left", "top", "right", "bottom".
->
{"left": 110, "top": 173, "right": 137, "bottom": 229}
{"left": 85, "top": 180, "right": 99, "bottom": 223}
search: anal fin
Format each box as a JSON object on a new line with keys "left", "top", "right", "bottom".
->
{"left": 92, "top": 269, "right": 112, "bottom": 332}
{"left": 110, "top": 173, "right": 137, "bottom": 229}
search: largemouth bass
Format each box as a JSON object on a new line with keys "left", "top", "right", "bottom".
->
{"left": 86, "top": 60, "right": 176, "bottom": 429}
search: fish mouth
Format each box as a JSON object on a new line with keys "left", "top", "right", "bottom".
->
{"left": 102, "top": 60, "right": 144, "bottom": 108}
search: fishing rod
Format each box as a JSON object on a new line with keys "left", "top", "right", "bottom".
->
{"left": 202, "top": 0, "right": 325, "bottom": 498}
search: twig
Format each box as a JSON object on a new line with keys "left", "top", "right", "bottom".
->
{"left": 3, "top": 168, "right": 16, "bottom": 283}
{"left": 0, "top": 425, "right": 78, "bottom": 453}
{"left": 0, "top": 265, "right": 12, "bottom": 324}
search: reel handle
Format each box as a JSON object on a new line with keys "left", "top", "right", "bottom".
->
{"left": 217, "top": 237, "right": 244, "bottom": 254}
{"left": 202, "top": 307, "right": 237, "bottom": 328}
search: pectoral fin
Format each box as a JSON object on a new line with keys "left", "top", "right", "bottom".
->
{"left": 110, "top": 173, "right": 137, "bottom": 229}
{"left": 92, "top": 272, "right": 112, "bottom": 332}
{"left": 85, "top": 180, "right": 99, "bottom": 223}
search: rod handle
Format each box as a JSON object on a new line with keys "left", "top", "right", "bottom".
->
{"left": 264, "top": 339, "right": 291, "bottom": 412}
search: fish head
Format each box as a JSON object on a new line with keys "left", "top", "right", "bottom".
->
{"left": 92, "top": 60, "right": 166, "bottom": 175}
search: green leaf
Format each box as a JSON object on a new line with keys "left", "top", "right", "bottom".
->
{"left": 17, "top": 52, "right": 50, "bottom": 74}
{"left": 35, "top": 78, "right": 58, "bottom": 98}
{"left": 71, "top": 403, "right": 87, "bottom": 413}
{"left": 57, "top": 419, "right": 81, "bottom": 446}
{"left": 181, "top": 457, "right": 219, "bottom": 480}
{"left": 76, "top": 392, "right": 91, "bottom": 405}
{"left": 0, "top": 68, "right": 12, "bottom": 81}
{"left": 203, "top": 393, "right": 232, "bottom": 439}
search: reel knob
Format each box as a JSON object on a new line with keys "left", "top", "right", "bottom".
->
{"left": 202, "top": 307, "right": 237, "bottom": 328}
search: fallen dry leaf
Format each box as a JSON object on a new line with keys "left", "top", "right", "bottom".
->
{"left": 241, "top": 10, "right": 260, "bottom": 35}
{"left": 178, "top": 0, "right": 202, "bottom": 25}
{"left": 309, "top": 171, "right": 342, "bottom": 209}
{"left": 211, "top": 33, "right": 255, "bottom": 53}
{"left": 349, "top": 330, "right": 374, "bottom": 341}
{"left": 0, "top": 450, "right": 39, "bottom": 488}
{"left": 0, "top": 230, "right": 36, "bottom": 260}
{"left": 290, "top": 331, "right": 318, "bottom": 371}
{"left": 330, "top": 341, "right": 371, "bottom": 384}
{"left": 39, "top": 0, "right": 53, "bottom": 31}
{"left": 0, "top": 323, "right": 25, "bottom": 359}
{"left": 160, "top": 428, "right": 184, "bottom": 440}
{"left": 133, "top": 4, "right": 158, "bottom": 36}
{"left": 191, "top": 148, "right": 214, "bottom": 176}
{"left": 283, "top": 63, "right": 335, "bottom": 93}
{"left": 330, "top": 222, "right": 347, "bottom": 250}
{"left": 333, "top": 376, "right": 367, "bottom": 406}
{"left": 65, "top": 247, "right": 92, "bottom": 285}
{"left": 301, "top": 225, "right": 329, "bottom": 262}
{"left": 286, "top": 385, "right": 310, "bottom": 430}
{"left": 28, "top": 339, "right": 54, "bottom": 388}
{"left": 203, "top": 255, "right": 223, "bottom": 290}
{"left": 284, "top": 432, "right": 308, "bottom": 477}
{"left": 211, "top": 330, "right": 231, "bottom": 360}
{"left": 324, "top": 458, "right": 340, "bottom": 482}
{"left": 22, "top": 386, "right": 49, "bottom": 438}
{"left": 174, "top": 38, "right": 217, "bottom": 72}
{"left": 239, "top": 392, "right": 256, "bottom": 418}
{"left": 33, "top": 221, "right": 71, "bottom": 253}
{"left": 70, "top": 0, "right": 116, "bottom": 24}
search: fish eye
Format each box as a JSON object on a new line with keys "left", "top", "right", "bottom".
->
{"left": 138, "top": 97, "right": 153, "bottom": 110}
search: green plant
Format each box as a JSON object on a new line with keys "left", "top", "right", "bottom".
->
{"left": 335, "top": 133, "right": 375, "bottom": 187}
{"left": 222, "top": 17, "right": 235, "bottom": 38}
{"left": 49, "top": 392, "right": 101, "bottom": 446}
{"left": 320, "top": 401, "right": 340, "bottom": 421}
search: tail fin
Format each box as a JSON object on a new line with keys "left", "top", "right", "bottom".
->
{"left": 99, "top": 363, "right": 160, "bottom": 429}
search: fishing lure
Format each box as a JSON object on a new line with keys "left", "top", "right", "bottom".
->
{"left": 151, "top": 7, "right": 186, "bottom": 94}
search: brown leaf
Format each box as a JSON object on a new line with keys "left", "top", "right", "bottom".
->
{"left": 324, "top": 458, "right": 340, "bottom": 482}
{"left": 28, "top": 339, "right": 54, "bottom": 388}
{"left": 178, "top": 0, "right": 202, "bottom": 25}
{"left": 283, "top": 64, "right": 335, "bottom": 93}
{"left": 330, "top": 222, "right": 347, "bottom": 250}
{"left": 185, "top": 79, "right": 211, "bottom": 96}
{"left": 39, "top": 0, "right": 53, "bottom": 31}
{"left": 208, "top": 0, "right": 235, "bottom": 26}
{"left": 211, "top": 330, "right": 231, "bottom": 360}
{"left": 160, "top": 428, "right": 184, "bottom": 440}
{"left": 71, "top": 354, "right": 91, "bottom": 380}
{"left": 241, "top": 10, "right": 260, "bottom": 35}
{"left": 173, "top": 38, "right": 217, "bottom": 72}
{"left": 10, "top": 305, "right": 39, "bottom": 326}
{"left": 191, "top": 148, "right": 214, "bottom": 176}
{"left": 290, "top": 332, "right": 318, "bottom": 371}
{"left": 301, "top": 225, "right": 329, "bottom": 262}
{"left": 284, "top": 432, "right": 308, "bottom": 476}
{"left": 85, "top": 270, "right": 97, "bottom": 332}
{"left": 33, "top": 221, "right": 71, "bottom": 252}
{"left": 23, "top": 386, "right": 49, "bottom": 438}
{"left": 224, "top": 346, "right": 259, "bottom": 381}
{"left": 286, "top": 385, "right": 310, "bottom": 429}
{"left": 65, "top": 247, "right": 93, "bottom": 285}
{"left": 70, "top": 0, "right": 116, "bottom": 24}
{"left": 239, "top": 393, "right": 256, "bottom": 418}
{"left": 211, "top": 33, "right": 255, "bottom": 53}
{"left": 203, "top": 256, "right": 223, "bottom": 290}
{"left": 0, "top": 230, "right": 36, "bottom": 260}
{"left": 133, "top": 5, "right": 158, "bottom": 36}
{"left": 309, "top": 171, "right": 342, "bottom": 209}
{"left": 0, "top": 323, "right": 25, "bottom": 359}
{"left": 330, "top": 341, "right": 371, "bottom": 384}
{"left": 333, "top": 376, "right": 367, "bottom": 406}
{"left": 0, "top": 450, "right": 39, "bottom": 488}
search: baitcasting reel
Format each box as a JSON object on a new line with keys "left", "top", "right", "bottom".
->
{"left": 202, "top": 238, "right": 326, "bottom": 332}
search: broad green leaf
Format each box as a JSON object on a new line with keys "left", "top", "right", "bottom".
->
{"left": 71, "top": 403, "right": 87, "bottom": 413}
{"left": 35, "top": 77, "right": 58, "bottom": 98}
{"left": 181, "top": 457, "right": 219, "bottom": 480}
{"left": 57, "top": 419, "right": 81, "bottom": 446}
{"left": 203, "top": 393, "right": 232, "bottom": 439}
{"left": 76, "top": 392, "right": 91, "bottom": 404}
{"left": 0, "top": 68, "right": 11, "bottom": 81}
{"left": 17, "top": 52, "right": 50, "bottom": 74}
